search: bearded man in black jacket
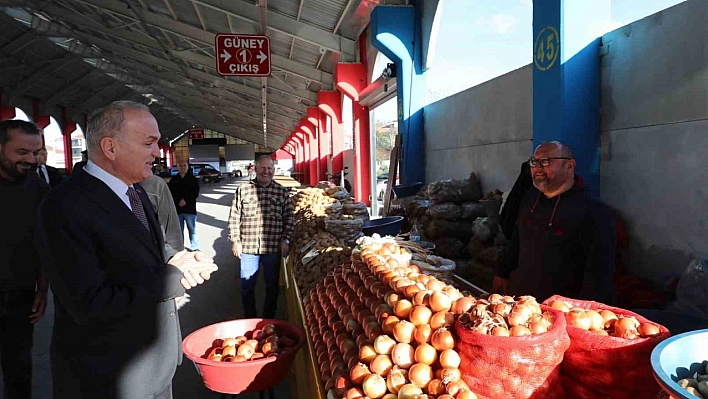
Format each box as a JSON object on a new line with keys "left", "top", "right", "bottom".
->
{"left": 493, "top": 141, "right": 617, "bottom": 304}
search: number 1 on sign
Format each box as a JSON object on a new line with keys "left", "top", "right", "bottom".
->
{"left": 238, "top": 49, "right": 249, "bottom": 63}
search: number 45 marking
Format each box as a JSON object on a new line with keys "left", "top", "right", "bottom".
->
{"left": 534, "top": 26, "right": 560, "bottom": 71}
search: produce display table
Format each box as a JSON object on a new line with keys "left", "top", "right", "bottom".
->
{"left": 283, "top": 255, "right": 327, "bottom": 399}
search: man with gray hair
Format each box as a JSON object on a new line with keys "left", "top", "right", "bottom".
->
{"left": 37, "top": 101, "right": 218, "bottom": 398}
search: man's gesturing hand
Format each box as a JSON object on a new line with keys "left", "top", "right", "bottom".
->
{"left": 169, "top": 250, "right": 218, "bottom": 289}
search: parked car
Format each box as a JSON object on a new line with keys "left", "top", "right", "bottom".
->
{"left": 168, "top": 164, "right": 222, "bottom": 183}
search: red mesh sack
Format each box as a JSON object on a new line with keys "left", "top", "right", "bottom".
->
{"left": 542, "top": 295, "right": 671, "bottom": 399}
{"left": 455, "top": 306, "right": 570, "bottom": 399}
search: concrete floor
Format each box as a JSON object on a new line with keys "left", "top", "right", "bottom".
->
{"left": 1, "top": 177, "right": 292, "bottom": 399}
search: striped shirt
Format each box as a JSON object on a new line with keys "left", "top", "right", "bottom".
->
{"left": 229, "top": 179, "right": 294, "bottom": 254}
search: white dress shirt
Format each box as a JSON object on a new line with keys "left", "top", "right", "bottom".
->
{"left": 83, "top": 160, "right": 134, "bottom": 211}
{"left": 37, "top": 164, "right": 50, "bottom": 184}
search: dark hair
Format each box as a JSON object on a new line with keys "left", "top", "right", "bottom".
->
{"left": 0, "top": 119, "right": 41, "bottom": 145}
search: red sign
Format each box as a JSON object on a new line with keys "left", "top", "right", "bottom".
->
{"left": 215, "top": 34, "right": 271, "bottom": 77}
{"left": 188, "top": 126, "right": 204, "bottom": 139}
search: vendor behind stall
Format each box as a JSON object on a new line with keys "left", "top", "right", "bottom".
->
{"left": 492, "top": 141, "right": 617, "bottom": 304}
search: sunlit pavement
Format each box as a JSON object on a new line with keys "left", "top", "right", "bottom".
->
{"left": 3, "top": 176, "right": 291, "bottom": 399}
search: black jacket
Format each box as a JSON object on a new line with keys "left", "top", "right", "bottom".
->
{"left": 0, "top": 173, "right": 48, "bottom": 290}
{"left": 498, "top": 178, "right": 617, "bottom": 304}
{"left": 35, "top": 164, "right": 64, "bottom": 188}
{"left": 36, "top": 167, "right": 184, "bottom": 398}
{"left": 168, "top": 172, "right": 199, "bottom": 215}
{"left": 500, "top": 162, "right": 533, "bottom": 240}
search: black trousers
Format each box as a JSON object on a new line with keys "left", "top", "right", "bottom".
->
{"left": 0, "top": 289, "right": 35, "bottom": 399}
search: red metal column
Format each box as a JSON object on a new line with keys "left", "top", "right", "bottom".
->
{"left": 61, "top": 107, "right": 77, "bottom": 174}
{"left": 334, "top": 63, "right": 371, "bottom": 205}
{"left": 32, "top": 100, "right": 50, "bottom": 146}
{"left": 0, "top": 92, "right": 16, "bottom": 120}
{"left": 354, "top": 101, "right": 372, "bottom": 205}
{"left": 294, "top": 133, "right": 306, "bottom": 184}
{"left": 307, "top": 107, "right": 327, "bottom": 184}
{"left": 316, "top": 110, "right": 329, "bottom": 181}
{"left": 168, "top": 146, "right": 175, "bottom": 167}
{"left": 318, "top": 91, "right": 344, "bottom": 176}
{"left": 300, "top": 117, "right": 318, "bottom": 186}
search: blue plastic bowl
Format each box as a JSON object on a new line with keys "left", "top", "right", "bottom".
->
{"left": 362, "top": 216, "right": 404, "bottom": 237}
{"left": 392, "top": 182, "right": 424, "bottom": 198}
{"left": 651, "top": 329, "right": 708, "bottom": 399}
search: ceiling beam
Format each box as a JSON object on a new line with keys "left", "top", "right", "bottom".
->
{"left": 42, "top": 69, "right": 103, "bottom": 112}
{"left": 187, "top": 0, "right": 356, "bottom": 59}
{"left": 65, "top": 0, "right": 343, "bottom": 78}
{"left": 22, "top": 6, "right": 321, "bottom": 100}
{"left": 74, "top": 82, "right": 129, "bottom": 116}
{"left": 161, "top": 0, "right": 178, "bottom": 19}
{"left": 190, "top": 1, "right": 208, "bottom": 30}
{"left": 31, "top": 25, "right": 312, "bottom": 111}
{"left": 0, "top": 30, "right": 38, "bottom": 55}
{"left": 6, "top": 55, "right": 76, "bottom": 102}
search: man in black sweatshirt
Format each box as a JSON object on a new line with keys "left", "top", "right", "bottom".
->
{"left": 168, "top": 161, "right": 200, "bottom": 251}
{"left": 493, "top": 141, "right": 617, "bottom": 304}
{"left": 0, "top": 120, "right": 49, "bottom": 399}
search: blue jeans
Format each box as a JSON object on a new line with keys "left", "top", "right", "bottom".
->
{"left": 178, "top": 214, "right": 199, "bottom": 250}
{"left": 239, "top": 253, "right": 281, "bottom": 319}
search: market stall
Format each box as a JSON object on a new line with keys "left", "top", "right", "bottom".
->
{"left": 273, "top": 182, "right": 679, "bottom": 399}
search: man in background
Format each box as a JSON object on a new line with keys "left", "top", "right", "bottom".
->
{"left": 35, "top": 146, "right": 63, "bottom": 188}
{"left": 0, "top": 119, "right": 49, "bottom": 399}
{"left": 168, "top": 161, "right": 200, "bottom": 252}
{"left": 229, "top": 155, "right": 293, "bottom": 319}
{"left": 493, "top": 141, "right": 617, "bottom": 304}
{"left": 72, "top": 149, "right": 88, "bottom": 171}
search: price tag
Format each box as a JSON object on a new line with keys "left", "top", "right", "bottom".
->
{"left": 300, "top": 239, "right": 317, "bottom": 254}
{"left": 302, "top": 249, "right": 320, "bottom": 265}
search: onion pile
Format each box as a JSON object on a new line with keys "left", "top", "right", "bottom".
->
{"left": 201, "top": 324, "right": 297, "bottom": 362}
{"left": 548, "top": 300, "right": 661, "bottom": 339}
{"left": 456, "top": 294, "right": 553, "bottom": 337}
{"left": 324, "top": 238, "right": 481, "bottom": 399}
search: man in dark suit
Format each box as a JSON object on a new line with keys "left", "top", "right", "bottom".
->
{"left": 34, "top": 146, "right": 63, "bottom": 187}
{"left": 36, "top": 101, "right": 218, "bottom": 399}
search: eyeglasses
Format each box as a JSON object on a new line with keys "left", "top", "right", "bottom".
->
{"left": 528, "top": 157, "right": 572, "bottom": 168}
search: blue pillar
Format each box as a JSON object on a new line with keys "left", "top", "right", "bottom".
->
{"left": 533, "top": 0, "right": 601, "bottom": 193}
{"left": 370, "top": 3, "right": 426, "bottom": 186}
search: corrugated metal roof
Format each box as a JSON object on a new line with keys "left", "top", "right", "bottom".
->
{"left": 301, "top": 0, "right": 348, "bottom": 32}
{"left": 267, "top": 0, "right": 300, "bottom": 20}
{"left": 292, "top": 39, "right": 322, "bottom": 68}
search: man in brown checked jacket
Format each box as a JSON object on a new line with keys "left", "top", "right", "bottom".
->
{"left": 229, "top": 155, "right": 294, "bottom": 319}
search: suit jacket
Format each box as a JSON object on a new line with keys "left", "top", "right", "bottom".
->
{"left": 33, "top": 164, "right": 63, "bottom": 188}
{"left": 36, "top": 166, "right": 186, "bottom": 399}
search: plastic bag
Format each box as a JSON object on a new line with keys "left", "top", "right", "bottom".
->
{"left": 324, "top": 218, "right": 364, "bottom": 247}
{"left": 461, "top": 201, "right": 487, "bottom": 220}
{"left": 342, "top": 201, "right": 370, "bottom": 221}
{"left": 671, "top": 259, "right": 708, "bottom": 319}
{"left": 542, "top": 295, "right": 671, "bottom": 399}
{"left": 425, "top": 173, "right": 483, "bottom": 203}
{"left": 424, "top": 219, "right": 474, "bottom": 241}
{"left": 456, "top": 306, "right": 569, "bottom": 399}
{"left": 426, "top": 202, "right": 462, "bottom": 220}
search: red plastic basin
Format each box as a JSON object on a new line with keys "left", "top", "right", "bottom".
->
{"left": 182, "top": 318, "right": 304, "bottom": 394}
